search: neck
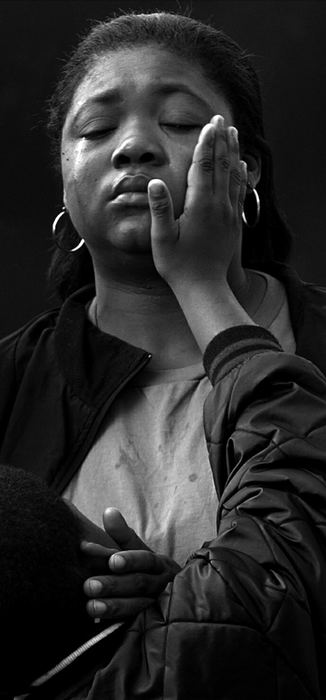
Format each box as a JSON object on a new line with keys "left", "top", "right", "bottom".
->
{"left": 91, "top": 251, "right": 265, "bottom": 370}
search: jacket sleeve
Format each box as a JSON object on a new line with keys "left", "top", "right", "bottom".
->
{"left": 89, "top": 326, "right": 326, "bottom": 700}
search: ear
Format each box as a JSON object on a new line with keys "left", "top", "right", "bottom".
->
{"left": 243, "top": 152, "right": 261, "bottom": 189}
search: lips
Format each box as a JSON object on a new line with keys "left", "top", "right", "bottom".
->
{"left": 112, "top": 174, "right": 151, "bottom": 197}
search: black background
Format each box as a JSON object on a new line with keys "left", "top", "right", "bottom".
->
{"left": 1, "top": 0, "right": 326, "bottom": 335}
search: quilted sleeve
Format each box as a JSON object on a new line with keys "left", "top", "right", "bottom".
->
{"left": 89, "top": 326, "right": 326, "bottom": 700}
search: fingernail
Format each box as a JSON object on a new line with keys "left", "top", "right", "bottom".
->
{"left": 213, "top": 114, "right": 224, "bottom": 127}
{"left": 89, "top": 580, "right": 103, "bottom": 595}
{"left": 240, "top": 160, "right": 248, "bottom": 176}
{"left": 203, "top": 123, "right": 215, "bottom": 144}
{"left": 110, "top": 553, "right": 126, "bottom": 571}
{"left": 148, "top": 180, "right": 165, "bottom": 197}
{"left": 93, "top": 601, "right": 107, "bottom": 615}
{"left": 230, "top": 126, "right": 238, "bottom": 142}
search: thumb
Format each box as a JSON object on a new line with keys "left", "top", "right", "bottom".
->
{"left": 148, "top": 179, "right": 178, "bottom": 246}
{"left": 103, "top": 507, "right": 151, "bottom": 552}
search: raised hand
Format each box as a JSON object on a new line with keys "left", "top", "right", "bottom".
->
{"left": 148, "top": 115, "right": 247, "bottom": 289}
{"left": 83, "top": 508, "right": 180, "bottom": 621}
{"left": 147, "top": 115, "right": 254, "bottom": 352}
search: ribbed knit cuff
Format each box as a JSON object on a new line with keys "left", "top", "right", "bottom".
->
{"left": 203, "top": 325, "right": 282, "bottom": 384}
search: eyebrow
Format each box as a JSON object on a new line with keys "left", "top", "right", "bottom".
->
{"left": 72, "top": 83, "right": 212, "bottom": 124}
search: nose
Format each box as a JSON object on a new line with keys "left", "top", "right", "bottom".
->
{"left": 111, "top": 123, "right": 165, "bottom": 169}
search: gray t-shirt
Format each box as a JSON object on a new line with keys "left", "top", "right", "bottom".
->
{"left": 64, "top": 273, "right": 295, "bottom": 564}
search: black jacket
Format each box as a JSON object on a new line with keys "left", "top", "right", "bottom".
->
{"left": 0, "top": 263, "right": 326, "bottom": 490}
{"left": 2, "top": 263, "right": 326, "bottom": 698}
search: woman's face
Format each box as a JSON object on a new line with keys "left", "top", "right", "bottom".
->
{"left": 61, "top": 45, "right": 234, "bottom": 255}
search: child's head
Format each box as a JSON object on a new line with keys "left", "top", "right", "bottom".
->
{"left": 0, "top": 465, "right": 94, "bottom": 695}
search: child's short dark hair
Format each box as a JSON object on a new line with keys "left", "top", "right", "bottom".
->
{"left": 0, "top": 465, "right": 92, "bottom": 694}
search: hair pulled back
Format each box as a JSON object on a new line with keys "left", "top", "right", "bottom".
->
{"left": 47, "top": 11, "right": 292, "bottom": 301}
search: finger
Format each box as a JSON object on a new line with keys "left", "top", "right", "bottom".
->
{"left": 212, "top": 115, "right": 230, "bottom": 196}
{"left": 80, "top": 541, "right": 117, "bottom": 558}
{"left": 148, "top": 179, "right": 177, "bottom": 245}
{"left": 103, "top": 508, "right": 151, "bottom": 552}
{"left": 84, "top": 570, "right": 170, "bottom": 599}
{"left": 86, "top": 596, "right": 154, "bottom": 620}
{"left": 187, "top": 122, "right": 215, "bottom": 195}
{"left": 80, "top": 541, "right": 119, "bottom": 575}
{"left": 64, "top": 499, "right": 119, "bottom": 549}
{"left": 227, "top": 126, "right": 242, "bottom": 211}
{"left": 108, "top": 549, "right": 166, "bottom": 574}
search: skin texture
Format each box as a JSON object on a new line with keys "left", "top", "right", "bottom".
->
{"left": 61, "top": 45, "right": 263, "bottom": 370}
{"left": 61, "top": 45, "right": 260, "bottom": 621}
{"left": 61, "top": 46, "right": 234, "bottom": 258}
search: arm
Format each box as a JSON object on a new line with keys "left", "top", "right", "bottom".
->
{"left": 91, "top": 334, "right": 326, "bottom": 699}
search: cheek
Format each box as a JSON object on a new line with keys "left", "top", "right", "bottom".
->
{"left": 60, "top": 146, "right": 102, "bottom": 236}
{"left": 61, "top": 142, "right": 100, "bottom": 207}
{"left": 169, "top": 147, "right": 194, "bottom": 215}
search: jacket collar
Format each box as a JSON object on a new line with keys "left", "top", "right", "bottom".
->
{"left": 54, "top": 285, "right": 151, "bottom": 407}
{"left": 54, "top": 267, "right": 326, "bottom": 401}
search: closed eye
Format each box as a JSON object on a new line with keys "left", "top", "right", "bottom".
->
{"left": 162, "top": 123, "right": 202, "bottom": 132}
{"left": 83, "top": 128, "right": 115, "bottom": 140}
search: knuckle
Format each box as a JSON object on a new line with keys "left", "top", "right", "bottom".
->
{"left": 105, "top": 601, "right": 116, "bottom": 618}
{"left": 217, "top": 156, "right": 230, "bottom": 171}
{"left": 151, "top": 199, "right": 170, "bottom": 217}
{"left": 230, "top": 168, "right": 242, "bottom": 185}
{"left": 198, "top": 156, "right": 214, "bottom": 173}
{"left": 133, "top": 573, "right": 148, "bottom": 595}
{"left": 101, "top": 577, "right": 115, "bottom": 596}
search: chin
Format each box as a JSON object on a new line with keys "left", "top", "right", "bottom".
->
{"left": 111, "top": 215, "right": 152, "bottom": 253}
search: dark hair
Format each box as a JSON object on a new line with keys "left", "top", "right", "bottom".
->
{"left": 0, "top": 465, "right": 92, "bottom": 694}
{"left": 47, "top": 11, "right": 292, "bottom": 302}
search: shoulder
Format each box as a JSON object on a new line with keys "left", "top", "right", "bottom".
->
{"left": 0, "top": 285, "right": 94, "bottom": 376}
{"left": 0, "top": 307, "right": 59, "bottom": 353}
{"left": 256, "top": 262, "right": 326, "bottom": 370}
{"left": 0, "top": 309, "right": 61, "bottom": 389}
{"left": 0, "top": 285, "right": 94, "bottom": 351}
{"left": 0, "top": 307, "right": 59, "bottom": 349}
{"left": 266, "top": 261, "right": 326, "bottom": 305}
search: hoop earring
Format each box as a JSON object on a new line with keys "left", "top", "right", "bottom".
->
{"left": 242, "top": 187, "right": 260, "bottom": 228}
{"left": 52, "top": 206, "right": 85, "bottom": 252}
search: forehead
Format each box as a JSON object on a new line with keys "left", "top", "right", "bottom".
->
{"left": 68, "top": 45, "right": 233, "bottom": 120}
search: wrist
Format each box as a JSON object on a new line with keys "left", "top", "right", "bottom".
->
{"left": 171, "top": 278, "right": 256, "bottom": 354}
{"left": 168, "top": 269, "right": 228, "bottom": 295}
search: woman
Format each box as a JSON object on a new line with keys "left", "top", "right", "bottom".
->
{"left": 2, "top": 11, "right": 326, "bottom": 698}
